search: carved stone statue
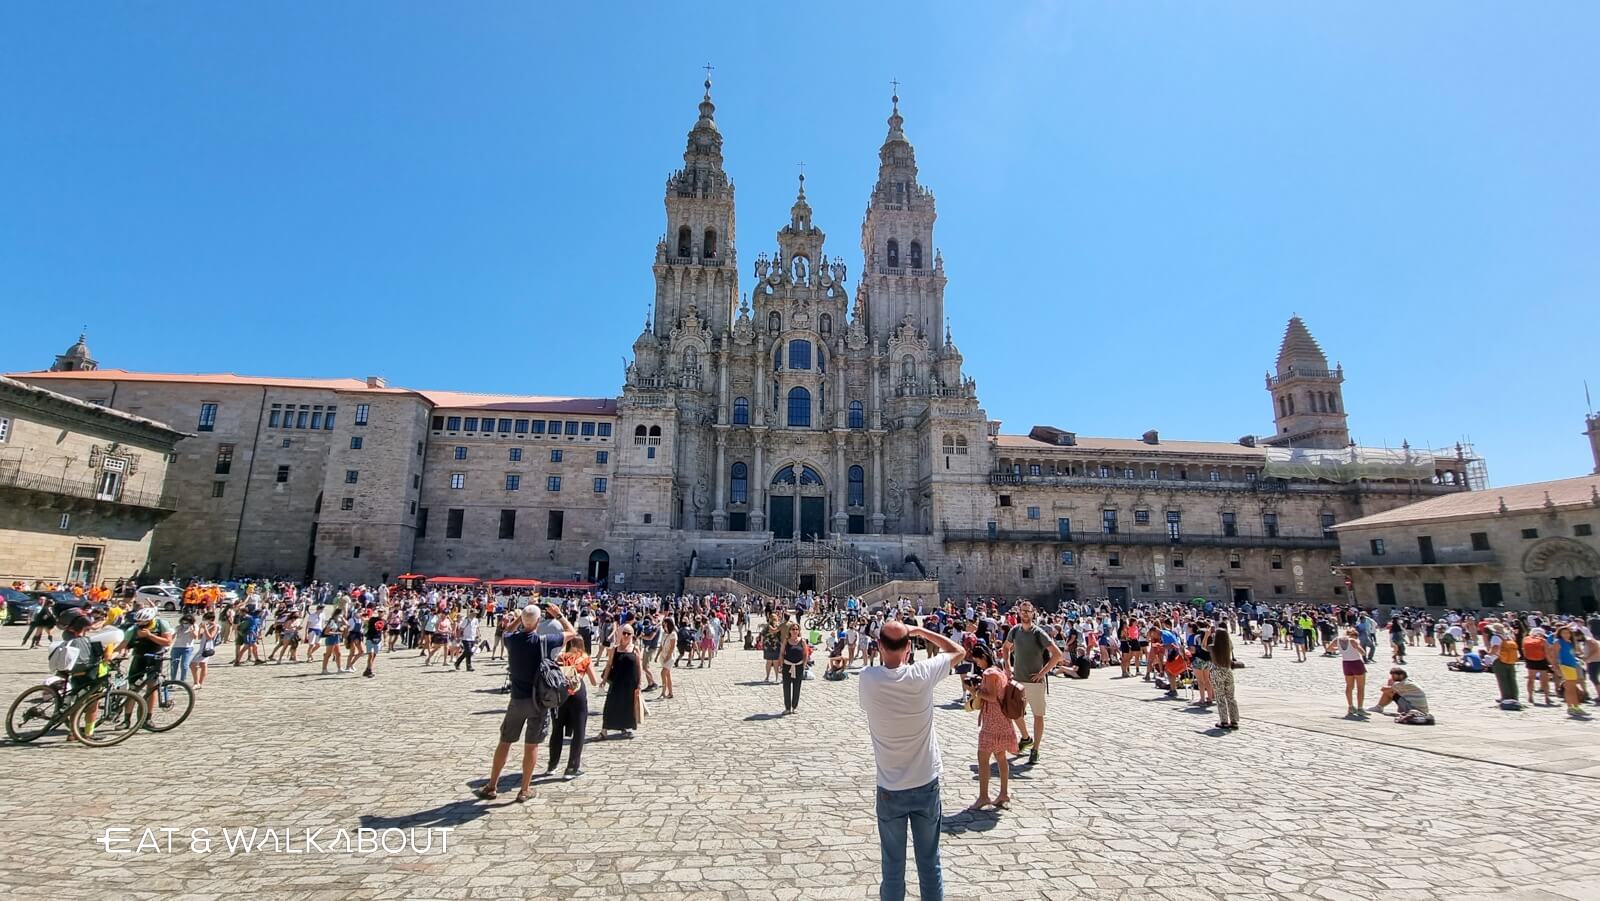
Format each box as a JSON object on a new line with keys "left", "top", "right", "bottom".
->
{"left": 755, "top": 255, "right": 769, "bottom": 280}
{"left": 692, "top": 479, "right": 709, "bottom": 513}
{"left": 886, "top": 477, "right": 905, "bottom": 516}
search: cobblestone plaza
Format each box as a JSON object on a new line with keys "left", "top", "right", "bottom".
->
{"left": 1, "top": 631, "right": 1595, "bottom": 901}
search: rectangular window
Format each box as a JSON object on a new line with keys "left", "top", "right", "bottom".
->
{"left": 1134, "top": 510, "right": 1150, "bottom": 525}
{"left": 345, "top": 469, "right": 358, "bottom": 484}
{"left": 1477, "top": 582, "right": 1504, "bottom": 607}
{"left": 1021, "top": 567, "right": 1033, "bottom": 580}
{"left": 1370, "top": 538, "right": 1386, "bottom": 556}
{"left": 547, "top": 420, "right": 561, "bottom": 435}
{"left": 514, "top": 419, "right": 529, "bottom": 434}
{"left": 581, "top": 421, "right": 596, "bottom": 436}
{"left": 275, "top": 465, "right": 290, "bottom": 483}
{"left": 432, "top": 416, "right": 445, "bottom": 431}
{"left": 354, "top": 404, "right": 369, "bottom": 426}
{"left": 215, "top": 444, "right": 234, "bottom": 474}
{"left": 499, "top": 509, "right": 516, "bottom": 540}
{"left": 1468, "top": 531, "right": 1490, "bottom": 551}
{"left": 1173, "top": 583, "right": 1185, "bottom": 594}
{"left": 998, "top": 495, "right": 1012, "bottom": 507}
{"left": 643, "top": 513, "right": 652, "bottom": 524}
{"left": 529, "top": 420, "right": 545, "bottom": 435}
{"left": 464, "top": 417, "right": 479, "bottom": 432}
{"left": 310, "top": 410, "right": 323, "bottom": 430}
{"left": 413, "top": 474, "right": 420, "bottom": 489}
{"left": 450, "top": 473, "right": 465, "bottom": 489}
{"left": 1229, "top": 553, "right": 1241, "bottom": 569}
{"left": 212, "top": 481, "right": 226, "bottom": 498}
{"left": 409, "top": 500, "right": 416, "bottom": 514}
{"left": 505, "top": 474, "right": 520, "bottom": 491}
{"left": 509, "top": 448, "right": 522, "bottom": 462}
{"left": 1102, "top": 509, "right": 1118, "bottom": 534}
{"left": 547, "top": 510, "right": 564, "bottom": 540}
{"left": 1060, "top": 550, "right": 1075, "bottom": 565}
{"left": 416, "top": 508, "right": 429, "bottom": 538}
{"left": 1576, "top": 524, "right": 1594, "bottom": 537}
{"left": 565, "top": 421, "right": 579, "bottom": 436}
{"left": 350, "top": 436, "right": 363, "bottom": 450}
{"left": 446, "top": 416, "right": 461, "bottom": 431}
{"left": 597, "top": 422, "right": 612, "bottom": 437}
{"left": 1271, "top": 554, "right": 1283, "bottom": 570}
{"left": 454, "top": 446, "right": 468, "bottom": 460}
{"left": 647, "top": 446, "right": 657, "bottom": 459}
{"left": 498, "top": 418, "right": 513, "bottom": 434}
{"left": 340, "top": 497, "right": 354, "bottom": 511}
{"left": 324, "top": 407, "right": 336, "bottom": 429}
{"left": 1108, "top": 551, "right": 1121, "bottom": 567}
{"left": 1172, "top": 554, "right": 1184, "bottom": 569}
{"left": 1321, "top": 513, "right": 1336, "bottom": 537}
{"left": 594, "top": 477, "right": 607, "bottom": 493}
{"left": 1423, "top": 582, "right": 1448, "bottom": 607}
{"left": 446, "top": 508, "right": 464, "bottom": 539}
{"left": 197, "top": 402, "right": 218, "bottom": 431}
{"left": 1521, "top": 528, "right": 1539, "bottom": 539}
{"left": 1262, "top": 512, "right": 1279, "bottom": 538}
{"left": 1221, "top": 511, "right": 1237, "bottom": 537}
{"left": 268, "top": 408, "right": 282, "bottom": 428}
{"left": 551, "top": 449, "right": 563, "bottom": 463}
{"left": 547, "top": 476, "right": 562, "bottom": 492}
{"left": 596, "top": 450, "right": 609, "bottom": 464}
{"left": 1026, "top": 506, "right": 1040, "bottom": 520}
{"left": 1273, "top": 585, "right": 1285, "bottom": 595}
{"left": 1375, "top": 582, "right": 1396, "bottom": 605}
{"left": 296, "top": 407, "right": 309, "bottom": 429}
{"left": 1167, "top": 511, "right": 1181, "bottom": 542}
{"left": 281, "top": 437, "right": 291, "bottom": 448}
{"left": 1057, "top": 517, "right": 1071, "bottom": 540}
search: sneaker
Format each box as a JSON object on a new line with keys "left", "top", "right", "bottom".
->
{"left": 1027, "top": 748, "right": 1039, "bottom": 766}
{"left": 562, "top": 769, "right": 583, "bottom": 781}
{"left": 1017, "top": 737, "right": 1034, "bottom": 751}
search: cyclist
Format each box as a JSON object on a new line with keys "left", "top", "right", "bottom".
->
{"left": 125, "top": 607, "right": 174, "bottom": 707}
{"left": 47, "top": 608, "right": 118, "bottom": 739}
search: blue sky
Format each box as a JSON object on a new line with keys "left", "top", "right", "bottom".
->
{"left": 3, "top": 3, "right": 1596, "bottom": 486}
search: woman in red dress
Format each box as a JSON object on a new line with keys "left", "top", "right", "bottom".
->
{"left": 969, "top": 643, "right": 1018, "bottom": 810}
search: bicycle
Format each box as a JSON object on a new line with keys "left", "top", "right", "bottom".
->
{"left": 5, "top": 658, "right": 149, "bottom": 747}
{"left": 128, "top": 652, "right": 196, "bottom": 733}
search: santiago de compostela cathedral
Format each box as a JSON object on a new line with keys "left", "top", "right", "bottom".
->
{"left": 10, "top": 79, "right": 1484, "bottom": 605}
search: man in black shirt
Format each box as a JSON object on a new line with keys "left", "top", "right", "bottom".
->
{"left": 474, "top": 604, "right": 576, "bottom": 803}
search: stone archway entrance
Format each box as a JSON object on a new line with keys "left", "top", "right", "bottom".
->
{"left": 587, "top": 549, "right": 610, "bottom": 586}
{"left": 769, "top": 464, "right": 826, "bottom": 540}
{"left": 1521, "top": 537, "right": 1600, "bottom": 615}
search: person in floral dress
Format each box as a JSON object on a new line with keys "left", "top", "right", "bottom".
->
{"left": 969, "top": 643, "right": 1017, "bottom": 810}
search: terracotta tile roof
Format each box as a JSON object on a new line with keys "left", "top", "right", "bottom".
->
{"left": 1335, "top": 474, "right": 1600, "bottom": 531}
{"left": 10, "top": 369, "right": 374, "bottom": 392}
{"left": 995, "top": 434, "right": 1267, "bottom": 458}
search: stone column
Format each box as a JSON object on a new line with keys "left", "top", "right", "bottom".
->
{"left": 711, "top": 430, "right": 727, "bottom": 531}
{"left": 869, "top": 433, "right": 885, "bottom": 534}
{"left": 832, "top": 431, "right": 848, "bottom": 535}
{"left": 716, "top": 350, "right": 729, "bottom": 423}
{"left": 750, "top": 431, "right": 767, "bottom": 531}
{"left": 754, "top": 353, "right": 767, "bottom": 427}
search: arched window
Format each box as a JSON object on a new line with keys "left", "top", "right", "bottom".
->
{"left": 942, "top": 434, "right": 956, "bottom": 455}
{"left": 768, "top": 311, "right": 781, "bottom": 333}
{"left": 634, "top": 424, "right": 647, "bottom": 445}
{"left": 819, "top": 313, "right": 832, "bottom": 335}
{"left": 799, "top": 466, "right": 823, "bottom": 485}
{"left": 848, "top": 465, "right": 865, "bottom": 506}
{"left": 648, "top": 425, "right": 662, "bottom": 443}
{"left": 787, "top": 387, "right": 811, "bottom": 427}
{"left": 886, "top": 239, "right": 899, "bottom": 268}
{"left": 732, "top": 397, "right": 749, "bottom": 425}
{"left": 677, "top": 226, "right": 691, "bottom": 259}
{"left": 1286, "top": 394, "right": 1295, "bottom": 415}
{"left": 901, "top": 354, "right": 916, "bottom": 380}
{"left": 788, "top": 339, "right": 811, "bottom": 370}
{"left": 955, "top": 436, "right": 968, "bottom": 455}
{"left": 849, "top": 400, "right": 864, "bottom": 429}
{"left": 703, "top": 228, "right": 717, "bottom": 258}
{"left": 730, "top": 462, "right": 748, "bottom": 504}
{"left": 772, "top": 466, "right": 797, "bottom": 485}
{"left": 909, "top": 241, "right": 923, "bottom": 269}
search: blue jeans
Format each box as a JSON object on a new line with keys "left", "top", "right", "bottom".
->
{"left": 169, "top": 646, "right": 195, "bottom": 684}
{"left": 875, "top": 779, "right": 943, "bottom": 901}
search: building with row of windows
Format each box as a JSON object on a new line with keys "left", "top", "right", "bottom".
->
{"left": 11, "top": 82, "right": 1494, "bottom": 603}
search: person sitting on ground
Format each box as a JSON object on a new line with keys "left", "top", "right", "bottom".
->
{"left": 1448, "top": 646, "right": 1486, "bottom": 673}
{"left": 825, "top": 631, "right": 850, "bottom": 680}
{"left": 1373, "top": 668, "right": 1432, "bottom": 723}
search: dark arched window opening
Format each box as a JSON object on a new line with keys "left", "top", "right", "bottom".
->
{"left": 909, "top": 241, "right": 923, "bottom": 269}
{"left": 848, "top": 400, "right": 864, "bottom": 429}
{"left": 901, "top": 354, "right": 915, "bottom": 381}
{"left": 788, "top": 339, "right": 811, "bottom": 370}
{"left": 677, "top": 226, "right": 691, "bottom": 259}
{"left": 848, "top": 465, "right": 865, "bottom": 507}
{"left": 772, "top": 466, "right": 797, "bottom": 485}
{"left": 634, "top": 424, "right": 647, "bottom": 445}
{"left": 732, "top": 397, "right": 749, "bottom": 425}
{"left": 787, "top": 387, "right": 811, "bottom": 427}
{"left": 886, "top": 239, "right": 899, "bottom": 268}
{"left": 819, "top": 313, "right": 832, "bottom": 335}
{"left": 730, "top": 462, "right": 748, "bottom": 504}
{"left": 799, "top": 466, "right": 823, "bottom": 485}
{"left": 703, "top": 228, "right": 717, "bottom": 258}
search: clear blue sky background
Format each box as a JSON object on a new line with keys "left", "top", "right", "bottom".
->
{"left": 3, "top": 3, "right": 1596, "bottom": 486}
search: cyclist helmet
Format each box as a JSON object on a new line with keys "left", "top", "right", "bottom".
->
{"left": 133, "top": 607, "right": 158, "bottom": 623}
{"left": 58, "top": 608, "right": 92, "bottom": 633}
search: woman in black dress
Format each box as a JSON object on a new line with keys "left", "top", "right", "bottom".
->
{"left": 599, "top": 624, "right": 641, "bottom": 738}
{"left": 780, "top": 622, "right": 808, "bottom": 714}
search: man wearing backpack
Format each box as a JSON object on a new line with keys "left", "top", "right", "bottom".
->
{"left": 1001, "top": 601, "right": 1065, "bottom": 767}
{"left": 1487, "top": 623, "right": 1520, "bottom": 707}
{"left": 474, "top": 604, "right": 576, "bottom": 803}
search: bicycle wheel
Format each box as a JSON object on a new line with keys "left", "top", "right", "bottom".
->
{"left": 70, "top": 689, "right": 147, "bottom": 748}
{"left": 6, "top": 685, "right": 64, "bottom": 743}
{"left": 143, "top": 680, "right": 195, "bottom": 732}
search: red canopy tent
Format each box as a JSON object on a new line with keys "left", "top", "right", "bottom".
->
{"left": 537, "top": 580, "right": 598, "bottom": 592}
{"left": 485, "top": 578, "right": 543, "bottom": 589}
{"left": 423, "top": 576, "right": 481, "bottom": 586}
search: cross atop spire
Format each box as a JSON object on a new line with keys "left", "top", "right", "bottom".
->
{"left": 702, "top": 62, "right": 714, "bottom": 99}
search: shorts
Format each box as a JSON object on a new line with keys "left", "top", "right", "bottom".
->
{"left": 762, "top": 647, "right": 780, "bottom": 661}
{"left": 1120, "top": 640, "right": 1135, "bottom": 653}
{"left": 498, "top": 695, "right": 551, "bottom": 744}
{"left": 365, "top": 638, "right": 381, "bottom": 654}
{"left": 1342, "top": 659, "right": 1366, "bottom": 677}
{"left": 308, "top": 629, "right": 322, "bottom": 641}
{"left": 1559, "top": 665, "right": 1580, "bottom": 683}
{"left": 1020, "top": 681, "right": 1047, "bottom": 716}
{"left": 324, "top": 634, "right": 341, "bottom": 647}
{"left": 1526, "top": 659, "right": 1550, "bottom": 671}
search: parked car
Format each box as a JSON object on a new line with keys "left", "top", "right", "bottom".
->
{"left": 1, "top": 587, "right": 39, "bottom": 624}
{"left": 23, "top": 590, "right": 87, "bottom": 614}
{"left": 134, "top": 583, "right": 184, "bottom": 611}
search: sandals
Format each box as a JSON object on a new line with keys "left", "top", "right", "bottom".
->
{"left": 472, "top": 786, "right": 498, "bottom": 801}
{"left": 514, "top": 789, "right": 532, "bottom": 803}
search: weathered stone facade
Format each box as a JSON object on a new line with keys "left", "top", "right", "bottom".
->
{"left": 10, "top": 84, "right": 1489, "bottom": 601}
{"left": 1335, "top": 474, "right": 1600, "bottom": 613}
{"left": 0, "top": 375, "right": 184, "bottom": 586}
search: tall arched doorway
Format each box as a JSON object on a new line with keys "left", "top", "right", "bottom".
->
{"left": 587, "top": 549, "right": 610, "bottom": 586}
{"left": 769, "top": 464, "right": 826, "bottom": 540}
{"left": 1522, "top": 537, "right": 1599, "bottom": 614}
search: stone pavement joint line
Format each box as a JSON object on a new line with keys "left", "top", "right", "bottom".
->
{"left": 0, "top": 637, "right": 1596, "bottom": 900}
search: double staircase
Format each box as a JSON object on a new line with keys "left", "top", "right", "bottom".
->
{"left": 726, "top": 538, "right": 889, "bottom": 599}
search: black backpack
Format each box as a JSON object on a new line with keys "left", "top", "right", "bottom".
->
{"left": 534, "top": 647, "right": 567, "bottom": 710}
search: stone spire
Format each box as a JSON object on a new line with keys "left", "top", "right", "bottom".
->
{"left": 682, "top": 71, "right": 724, "bottom": 171}
{"left": 876, "top": 88, "right": 918, "bottom": 187}
{"left": 1275, "top": 315, "right": 1330, "bottom": 376}
{"left": 1265, "top": 315, "right": 1349, "bottom": 449}
{"left": 50, "top": 330, "right": 97, "bottom": 372}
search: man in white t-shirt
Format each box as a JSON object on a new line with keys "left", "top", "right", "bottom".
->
{"left": 858, "top": 618, "right": 966, "bottom": 901}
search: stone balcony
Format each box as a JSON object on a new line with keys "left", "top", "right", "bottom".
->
{"left": 0, "top": 460, "right": 176, "bottom": 515}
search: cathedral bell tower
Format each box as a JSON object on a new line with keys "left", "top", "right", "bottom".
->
{"left": 860, "top": 91, "right": 946, "bottom": 346}
{"left": 1264, "top": 316, "right": 1351, "bottom": 449}
{"left": 652, "top": 75, "right": 738, "bottom": 338}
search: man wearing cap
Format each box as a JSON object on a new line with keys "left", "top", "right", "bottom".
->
{"left": 475, "top": 603, "right": 576, "bottom": 803}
